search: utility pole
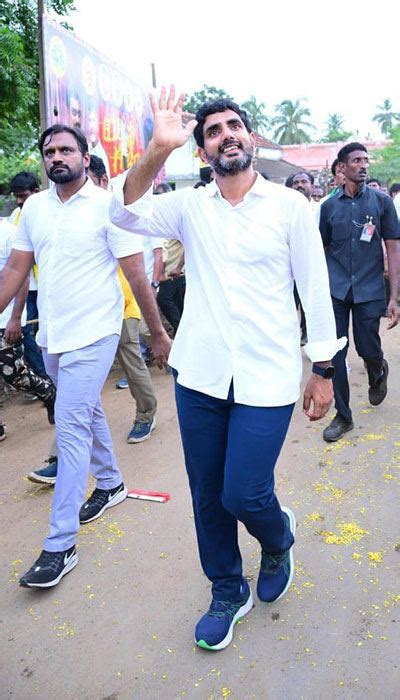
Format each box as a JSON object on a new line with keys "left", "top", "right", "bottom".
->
{"left": 37, "top": 0, "right": 48, "bottom": 185}
{"left": 151, "top": 63, "right": 157, "bottom": 89}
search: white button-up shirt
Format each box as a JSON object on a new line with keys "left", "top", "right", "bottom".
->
{"left": 111, "top": 175, "right": 345, "bottom": 406}
{"left": 13, "top": 178, "right": 142, "bottom": 354}
{"left": 0, "top": 219, "right": 27, "bottom": 328}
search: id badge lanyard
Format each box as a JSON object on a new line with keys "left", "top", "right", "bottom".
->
{"left": 354, "top": 215, "right": 375, "bottom": 243}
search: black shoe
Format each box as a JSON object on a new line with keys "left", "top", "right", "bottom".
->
{"left": 0, "top": 423, "right": 6, "bottom": 442}
{"left": 19, "top": 545, "right": 78, "bottom": 588}
{"left": 79, "top": 482, "right": 127, "bottom": 524}
{"left": 368, "top": 359, "right": 388, "bottom": 406}
{"left": 323, "top": 414, "right": 354, "bottom": 442}
{"left": 43, "top": 386, "right": 56, "bottom": 425}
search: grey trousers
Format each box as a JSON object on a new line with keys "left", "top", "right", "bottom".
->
{"left": 116, "top": 318, "right": 157, "bottom": 423}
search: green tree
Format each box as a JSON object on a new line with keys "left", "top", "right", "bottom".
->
{"left": 184, "top": 85, "right": 233, "bottom": 114}
{"left": 0, "top": 0, "right": 75, "bottom": 172}
{"left": 240, "top": 95, "right": 270, "bottom": 134}
{"left": 372, "top": 99, "right": 400, "bottom": 137}
{"left": 321, "top": 113, "right": 352, "bottom": 143}
{"left": 271, "top": 98, "right": 314, "bottom": 145}
{"left": 369, "top": 124, "right": 400, "bottom": 184}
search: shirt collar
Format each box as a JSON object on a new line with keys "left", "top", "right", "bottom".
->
{"left": 338, "top": 184, "right": 367, "bottom": 199}
{"left": 48, "top": 175, "right": 94, "bottom": 201}
{"left": 206, "top": 172, "right": 269, "bottom": 199}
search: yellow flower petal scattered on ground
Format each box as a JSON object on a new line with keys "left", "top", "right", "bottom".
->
{"left": 319, "top": 522, "right": 367, "bottom": 545}
{"left": 305, "top": 512, "right": 324, "bottom": 522}
{"left": 54, "top": 621, "right": 76, "bottom": 637}
{"left": 368, "top": 551, "right": 384, "bottom": 564}
{"left": 222, "top": 688, "right": 231, "bottom": 698}
{"left": 384, "top": 474, "right": 396, "bottom": 480}
{"left": 363, "top": 433, "right": 385, "bottom": 441}
{"left": 352, "top": 552, "right": 361, "bottom": 560}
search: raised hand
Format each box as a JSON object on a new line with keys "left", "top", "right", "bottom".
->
{"left": 150, "top": 85, "right": 197, "bottom": 151}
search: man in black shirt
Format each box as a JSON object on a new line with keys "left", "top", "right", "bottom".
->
{"left": 319, "top": 142, "right": 400, "bottom": 441}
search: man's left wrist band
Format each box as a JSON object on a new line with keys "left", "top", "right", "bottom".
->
{"left": 312, "top": 364, "right": 335, "bottom": 379}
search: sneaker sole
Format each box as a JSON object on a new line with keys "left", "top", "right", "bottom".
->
{"left": 79, "top": 486, "right": 128, "bottom": 524}
{"left": 27, "top": 473, "right": 56, "bottom": 485}
{"left": 127, "top": 418, "right": 156, "bottom": 444}
{"left": 273, "top": 506, "right": 296, "bottom": 603}
{"left": 20, "top": 552, "right": 78, "bottom": 588}
{"left": 195, "top": 588, "right": 254, "bottom": 651}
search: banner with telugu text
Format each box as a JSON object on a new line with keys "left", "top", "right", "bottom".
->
{"left": 42, "top": 16, "right": 153, "bottom": 179}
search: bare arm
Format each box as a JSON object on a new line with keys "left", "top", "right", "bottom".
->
{"left": 4, "top": 275, "right": 30, "bottom": 344}
{"left": 385, "top": 239, "right": 400, "bottom": 329}
{"left": 123, "top": 86, "right": 197, "bottom": 206}
{"left": 152, "top": 248, "right": 165, "bottom": 283}
{"left": 0, "top": 250, "right": 34, "bottom": 313}
{"left": 118, "top": 253, "right": 171, "bottom": 368}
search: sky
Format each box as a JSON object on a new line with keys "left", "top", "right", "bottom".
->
{"left": 56, "top": 0, "right": 399, "bottom": 142}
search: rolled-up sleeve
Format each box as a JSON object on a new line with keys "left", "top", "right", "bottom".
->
{"left": 288, "top": 195, "right": 346, "bottom": 361}
{"left": 110, "top": 179, "right": 184, "bottom": 242}
{"left": 106, "top": 222, "right": 143, "bottom": 259}
{"left": 381, "top": 196, "right": 400, "bottom": 240}
{"left": 12, "top": 201, "right": 34, "bottom": 252}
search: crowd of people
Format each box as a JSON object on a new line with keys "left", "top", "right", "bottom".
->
{"left": 1, "top": 86, "right": 399, "bottom": 654}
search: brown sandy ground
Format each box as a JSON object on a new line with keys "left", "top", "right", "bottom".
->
{"left": 0, "top": 324, "right": 399, "bottom": 699}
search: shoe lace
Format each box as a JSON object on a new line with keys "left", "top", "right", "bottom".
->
{"left": 260, "top": 551, "right": 288, "bottom": 574}
{"left": 35, "top": 550, "right": 64, "bottom": 571}
{"left": 85, "top": 488, "right": 109, "bottom": 508}
{"left": 208, "top": 598, "right": 244, "bottom": 620}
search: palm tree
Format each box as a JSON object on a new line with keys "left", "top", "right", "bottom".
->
{"left": 241, "top": 96, "right": 270, "bottom": 134}
{"left": 271, "top": 99, "right": 314, "bottom": 145}
{"left": 326, "top": 113, "right": 344, "bottom": 132}
{"left": 372, "top": 99, "right": 400, "bottom": 137}
{"left": 322, "top": 113, "right": 352, "bottom": 143}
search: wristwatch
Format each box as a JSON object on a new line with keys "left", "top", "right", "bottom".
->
{"left": 151, "top": 281, "right": 160, "bottom": 290}
{"left": 312, "top": 364, "right": 335, "bottom": 379}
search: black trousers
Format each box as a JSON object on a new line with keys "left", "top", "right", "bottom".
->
{"left": 331, "top": 291, "right": 386, "bottom": 422}
{"left": 293, "top": 284, "right": 307, "bottom": 339}
{"left": 157, "top": 276, "right": 186, "bottom": 335}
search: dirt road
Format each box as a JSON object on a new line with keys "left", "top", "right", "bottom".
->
{"left": 1, "top": 327, "right": 399, "bottom": 699}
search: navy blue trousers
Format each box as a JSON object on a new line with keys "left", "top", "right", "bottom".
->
{"left": 331, "top": 291, "right": 386, "bottom": 422}
{"left": 22, "top": 291, "right": 48, "bottom": 378}
{"left": 174, "top": 376, "right": 294, "bottom": 601}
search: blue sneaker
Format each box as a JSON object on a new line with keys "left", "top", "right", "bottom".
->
{"left": 127, "top": 417, "right": 156, "bottom": 443}
{"left": 195, "top": 580, "right": 253, "bottom": 651}
{"left": 257, "top": 506, "right": 296, "bottom": 603}
{"left": 27, "top": 456, "right": 58, "bottom": 485}
{"left": 116, "top": 378, "right": 129, "bottom": 389}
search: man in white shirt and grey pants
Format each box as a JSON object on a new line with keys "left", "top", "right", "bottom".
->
{"left": 0, "top": 124, "right": 171, "bottom": 589}
{"left": 111, "top": 87, "right": 345, "bottom": 651}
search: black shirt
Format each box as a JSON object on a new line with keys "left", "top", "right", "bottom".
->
{"left": 319, "top": 186, "right": 400, "bottom": 303}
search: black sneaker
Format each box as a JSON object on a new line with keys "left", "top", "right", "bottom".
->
{"left": 79, "top": 482, "right": 127, "bottom": 524}
{"left": 19, "top": 545, "right": 78, "bottom": 588}
{"left": 0, "top": 423, "right": 6, "bottom": 442}
{"left": 368, "top": 359, "right": 388, "bottom": 406}
{"left": 323, "top": 414, "right": 354, "bottom": 442}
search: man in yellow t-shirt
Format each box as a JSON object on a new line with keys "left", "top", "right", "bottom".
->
{"left": 116, "top": 267, "right": 157, "bottom": 441}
